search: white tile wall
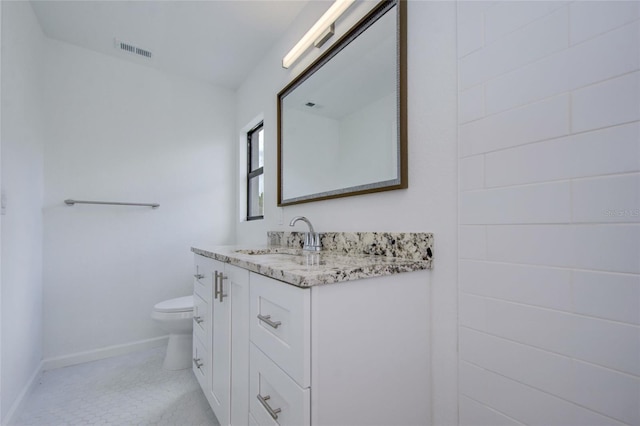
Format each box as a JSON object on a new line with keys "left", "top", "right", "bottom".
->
{"left": 484, "top": 122, "right": 640, "bottom": 187}
{"left": 572, "top": 71, "right": 640, "bottom": 133}
{"left": 460, "top": 328, "right": 574, "bottom": 399}
{"left": 458, "top": 1, "right": 640, "bottom": 424}
{"left": 572, "top": 174, "right": 640, "bottom": 223}
{"left": 572, "top": 270, "right": 640, "bottom": 325}
{"left": 483, "top": 299, "right": 577, "bottom": 358}
{"left": 570, "top": 1, "right": 640, "bottom": 44}
{"left": 485, "top": 20, "right": 639, "bottom": 116}
{"left": 460, "top": 182, "right": 571, "bottom": 224}
{"left": 486, "top": 224, "right": 640, "bottom": 272}
{"left": 459, "top": 225, "right": 487, "bottom": 260}
{"left": 457, "top": 1, "right": 489, "bottom": 58}
{"left": 459, "top": 260, "right": 572, "bottom": 311}
{"left": 572, "top": 225, "right": 640, "bottom": 273}
{"left": 460, "top": 362, "right": 625, "bottom": 426}
{"left": 486, "top": 225, "right": 575, "bottom": 267}
{"left": 461, "top": 329, "right": 640, "bottom": 425}
{"left": 484, "top": 2, "right": 569, "bottom": 44}
{"left": 484, "top": 298, "right": 640, "bottom": 375}
{"left": 459, "top": 7, "right": 569, "bottom": 90}
{"left": 459, "top": 396, "right": 523, "bottom": 426}
{"left": 571, "top": 361, "right": 640, "bottom": 426}
{"left": 460, "top": 94, "right": 570, "bottom": 157}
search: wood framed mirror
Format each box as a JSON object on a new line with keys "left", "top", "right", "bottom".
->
{"left": 277, "top": 0, "right": 406, "bottom": 206}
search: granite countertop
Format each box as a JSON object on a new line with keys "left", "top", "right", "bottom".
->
{"left": 192, "top": 232, "right": 433, "bottom": 288}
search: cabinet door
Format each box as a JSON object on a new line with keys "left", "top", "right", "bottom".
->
{"left": 210, "top": 259, "right": 231, "bottom": 426}
{"left": 229, "top": 264, "right": 250, "bottom": 426}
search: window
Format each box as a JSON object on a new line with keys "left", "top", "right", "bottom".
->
{"left": 247, "top": 122, "right": 264, "bottom": 220}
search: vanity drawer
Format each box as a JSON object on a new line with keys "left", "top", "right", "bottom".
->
{"left": 193, "top": 254, "right": 214, "bottom": 301}
{"left": 249, "top": 343, "right": 310, "bottom": 426}
{"left": 249, "top": 273, "right": 311, "bottom": 388}
{"left": 192, "top": 337, "right": 209, "bottom": 393}
{"left": 193, "top": 292, "right": 208, "bottom": 345}
{"left": 248, "top": 412, "right": 259, "bottom": 426}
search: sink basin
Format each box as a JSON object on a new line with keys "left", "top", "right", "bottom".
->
{"left": 234, "top": 248, "right": 303, "bottom": 256}
{"left": 234, "top": 247, "right": 326, "bottom": 266}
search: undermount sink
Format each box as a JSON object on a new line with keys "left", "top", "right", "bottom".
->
{"left": 233, "top": 247, "right": 326, "bottom": 267}
{"left": 234, "top": 248, "right": 303, "bottom": 256}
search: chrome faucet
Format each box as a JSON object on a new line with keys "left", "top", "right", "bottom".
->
{"left": 289, "top": 216, "right": 321, "bottom": 251}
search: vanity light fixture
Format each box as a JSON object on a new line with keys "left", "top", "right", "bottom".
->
{"left": 282, "top": 0, "right": 355, "bottom": 69}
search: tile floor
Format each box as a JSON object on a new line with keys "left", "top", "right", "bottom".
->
{"left": 11, "top": 347, "right": 219, "bottom": 426}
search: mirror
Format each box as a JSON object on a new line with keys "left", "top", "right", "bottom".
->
{"left": 278, "top": 0, "right": 406, "bottom": 206}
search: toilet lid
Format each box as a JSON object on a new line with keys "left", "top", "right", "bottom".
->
{"left": 153, "top": 295, "right": 193, "bottom": 313}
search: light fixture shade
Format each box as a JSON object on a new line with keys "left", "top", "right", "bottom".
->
{"left": 282, "top": 0, "right": 356, "bottom": 69}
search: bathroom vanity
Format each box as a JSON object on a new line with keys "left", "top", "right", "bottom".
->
{"left": 192, "top": 232, "right": 433, "bottom": 426}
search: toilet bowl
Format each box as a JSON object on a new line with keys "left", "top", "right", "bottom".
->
{"left": 151, "top": 295, "right": 194, "bottom": 370}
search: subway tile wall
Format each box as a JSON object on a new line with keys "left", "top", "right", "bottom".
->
{"left": 457, "top": 2, "right": 640, "bottom": 425}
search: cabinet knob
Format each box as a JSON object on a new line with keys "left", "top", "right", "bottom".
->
{"left": 257, "top": 394, "right": 281, "bottom": 420}
{"left": 194, "top": 316, "right": 204, "bottom": 324}
{"left": 193, "top": 273, "right": 205, "bottom": 280}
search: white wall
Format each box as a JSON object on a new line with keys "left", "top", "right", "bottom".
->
{"left": 282, "top": 108, "right": 340, "bottom": 199}
{"left": 338, "top": 92, "right": 397, "bottom": 187}
{"left": 0, "top": 1, "right": 45, "bottom": 421}
{"left": 42, "top": 39, "right": 236, "bottom": 360}
{"left": 235, "top": 1, "right": 459, "bottom": 424}
{"left": 457, "top": 2, "right": 640, "bottom": 425}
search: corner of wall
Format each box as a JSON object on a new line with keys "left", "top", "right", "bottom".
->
{"left": 1, "top": 362, "right": 43, "bottom": 426}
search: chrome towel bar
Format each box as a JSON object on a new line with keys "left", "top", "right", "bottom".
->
{"left": 64, "top": 199, "right": 159, "bottom": 208}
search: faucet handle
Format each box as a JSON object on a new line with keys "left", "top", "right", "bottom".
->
{"left": 311, "top": 233, "right": 321, "bottom": 248}
{"left": 303, "top": 232, "right": 321, "bottom": 251}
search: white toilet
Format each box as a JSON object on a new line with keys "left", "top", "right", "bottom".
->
{"left": 151, "top": 295, "right": 194, "bottom": 370}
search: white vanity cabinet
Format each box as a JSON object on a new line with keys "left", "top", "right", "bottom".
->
{"left": 194, "top": 253, "right": 430, "bottom": 426}
{"left": 248, "top": 270, "right": 430, "bottom": 426}
{"left": 193, "top": 254, "right": 250, "bottom": 426}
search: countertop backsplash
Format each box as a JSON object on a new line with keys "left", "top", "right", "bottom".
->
{"left": 267, "top": 231, "right": 433, "bottom": 263}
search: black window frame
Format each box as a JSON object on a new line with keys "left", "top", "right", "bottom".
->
{"left": 246, "top": 121, "right": 264, "bottom": 221}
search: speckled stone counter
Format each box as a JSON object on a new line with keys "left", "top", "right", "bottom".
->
{"left": 191, "top": 232, "right": 433, "bottom": 288}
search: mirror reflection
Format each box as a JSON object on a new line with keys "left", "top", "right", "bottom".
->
{"left": 278, "top": 0, "right": 406, "bottom": 205}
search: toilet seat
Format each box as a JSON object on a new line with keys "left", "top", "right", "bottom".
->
{"left": 153, "top": 295, "right": 193, "bottom": 313}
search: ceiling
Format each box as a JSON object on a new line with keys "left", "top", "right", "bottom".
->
{"left": 283, "top": 4, "right": 396, "bottom": 119}
{"left": 30, "top": 0, "right": 311, "bottom": 89}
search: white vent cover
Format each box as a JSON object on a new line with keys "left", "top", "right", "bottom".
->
{"left": 114, "top": 38, "right": 152, "bottom": 59}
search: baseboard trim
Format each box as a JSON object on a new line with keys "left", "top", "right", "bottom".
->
{"left": 42, "top": 336, "right": 169, "bottom": 371}
{"left": 2, "top": 360, "right": 44, "bottom": 426}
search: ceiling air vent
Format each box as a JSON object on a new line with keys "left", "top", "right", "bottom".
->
{"left": 114, "top": 38, "right": 152, "bottom": 59}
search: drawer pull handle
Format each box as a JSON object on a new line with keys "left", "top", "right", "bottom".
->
{"left": 257, "top": 394, "right": 281, "bottom": 420}
{"left": 257, "top": 314, "right": 281, "bottom": 329}
{"left": 194, "top": 316, "right": 204, "bottom": 324}
{"left": 193, "top": 274, "right": 205, "bottom": 280}
{"left": 193, "top": 358, "right": 203, "bottom": 369}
